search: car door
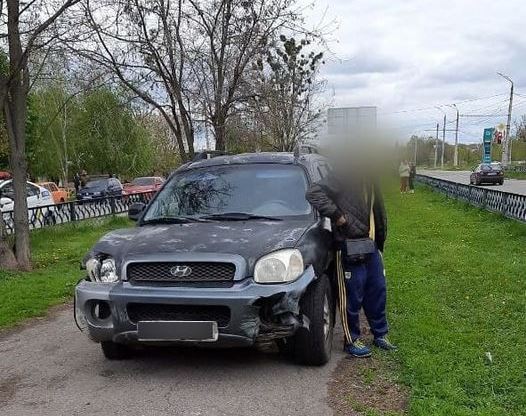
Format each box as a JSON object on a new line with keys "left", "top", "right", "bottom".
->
{"left": 26, "top": 183, "right": 41, "bottom": 208}
{"left": 111, "top": 179, "right": 123, "bottom": 196}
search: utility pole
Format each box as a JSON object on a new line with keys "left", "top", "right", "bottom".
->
{"left": 434, "top": 123, "right": 439, "bottom": 168}
{"left": 441, "top": 114, "right": 446, "bottom": 169}
{"left": 453, "top": 104, "right": 459, "bottom": 167}
{"left": 413, "top": 137, "right": 418, "bottom": 165}
{"left": 498, "top": 72, "right": 513, "bottom": 166}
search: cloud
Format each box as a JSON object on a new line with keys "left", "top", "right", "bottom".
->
{"left": 304, "top": 0, "right": 526, "bottom": 142}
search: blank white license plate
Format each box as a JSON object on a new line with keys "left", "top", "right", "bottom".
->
{"left": 487, "top": 172, "right": 497, "bottom": 175}
{"left": 137, "top": 321, "right": 218, "bottom": 342}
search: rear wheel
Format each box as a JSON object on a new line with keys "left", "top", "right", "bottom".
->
{"left": 292, "top": 275, "right": 334, "bottom": 366}
{"left": 101, "top": 341, "right": 132, "bottom": 360}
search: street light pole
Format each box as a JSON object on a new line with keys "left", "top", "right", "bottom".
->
{"left": 434, "top": 123, "right": 439, "bottom": 168}
{"left": 497, "top": 72, "right": 513, "bottom": 166}
{"left": 441, "top": 114, "right": 446, "bottom": 169}
{"left": 435, "top": 106, "right": 447, "bottom": 169}
{"left": 453, "top": 104, "right": 459, "bottom": 167}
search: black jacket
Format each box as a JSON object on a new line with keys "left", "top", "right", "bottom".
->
{"left": 306, "top": 175, "right": 387, "bottom": 252}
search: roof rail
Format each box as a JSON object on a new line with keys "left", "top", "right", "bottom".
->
{"left": 192, "top": 150, "right": 231, "bottom": 162}
{"left": 293, "top": 144, "right": 319, "bottom": 158}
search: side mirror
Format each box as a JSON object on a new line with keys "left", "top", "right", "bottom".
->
{"left": 128, "top": 202, "right": 146, "bottom": 221}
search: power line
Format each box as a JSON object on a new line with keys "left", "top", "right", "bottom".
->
{"left": 378, "top": 93, "right": 508, "bottom": 115}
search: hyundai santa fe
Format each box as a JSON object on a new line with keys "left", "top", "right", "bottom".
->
{"left": 74, "top": 152, "right": 336, "bottom": 365}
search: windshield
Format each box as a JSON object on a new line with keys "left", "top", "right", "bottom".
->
{"left": 131, "top": 177, "right": 155, "bottom": 186}
{"left": 490, "top": 163, "right": 502, "bottom": 171}
{"left": 143, "top": 164, "right": 312, "bottom": 221}
{"left": 84, "top": 180, "right": 108, "bottom": 189}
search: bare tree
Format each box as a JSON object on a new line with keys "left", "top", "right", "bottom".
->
{"left": 76, "top": 0, "right": 196, "bottom": 160}
{"left": 251, "top": 35, "right": 325, "bottom": 151}
{"left": 0, "top": 0, "right": 80, "bottom": 270}
{"left": 187, "top": 0, "right": 303, "bottom": 150}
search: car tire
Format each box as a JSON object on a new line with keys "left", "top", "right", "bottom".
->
{"left": 293, "top": 275, "right": 334, "bottom": 366}
{"left": 100, "top": 341, "right": 132, "bottom": 360}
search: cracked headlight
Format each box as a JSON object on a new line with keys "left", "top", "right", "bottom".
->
{"left": 86, "top": 257, "right": 119, "bottom": 283}
{"left": 254, "top": 249, "right": 304, "bottom": 284}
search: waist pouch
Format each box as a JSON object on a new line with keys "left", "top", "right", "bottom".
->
{"left": 345, "top": 238, "right": 376, "bottom": 262}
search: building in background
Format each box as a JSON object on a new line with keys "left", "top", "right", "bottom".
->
{"left": 327, "top": 106, "right": 377, "bottom": 137}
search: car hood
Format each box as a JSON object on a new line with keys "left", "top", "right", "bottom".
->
{"left": 87, "top": 220, "right": 312, "bottom": 270}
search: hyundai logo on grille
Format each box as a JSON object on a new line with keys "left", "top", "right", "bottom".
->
{"left": 169, "top": 265, "right": 192, "bottom": 277}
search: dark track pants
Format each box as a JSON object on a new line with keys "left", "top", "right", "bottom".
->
{"left": 336, "top": 246, "right": 388, "bottom": 344}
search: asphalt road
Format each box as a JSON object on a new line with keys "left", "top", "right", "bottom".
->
{"left": 419, "top": 170, "right": 526, "bottom": 196}
{"left": 0, "top": 307, "right": 344, "bottom": 416}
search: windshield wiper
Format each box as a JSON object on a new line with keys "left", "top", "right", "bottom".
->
{"left": 201, "top": 212, "right": 282, "bottom": 221}
{"left": 142, "top": 216, "right": 211, "bottom": 225}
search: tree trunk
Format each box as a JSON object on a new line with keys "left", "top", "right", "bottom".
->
{"left": 214, "top": 113, "right": 226, "bottom": 151}
{"left": 0, "top": 217, "right": 17, "bottom": 270}
{"left": 5, "top": 91, "right": 31, "bottom": 270}
{"left": 4, "top": 0, "right": 32, "bottom": 270}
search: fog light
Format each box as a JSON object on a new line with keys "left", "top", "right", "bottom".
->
{"left": 90, "top": 300, "right": 112, "bottom": 322}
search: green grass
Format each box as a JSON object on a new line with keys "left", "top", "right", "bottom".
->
{"left": 0, "top": 216, "right": 132, "bottom": 329}
{"left": 383, "top": 185, "right": 526, "bottom": 415}
{"left": 504, "top": 170, "right": 526, "bottom": 180}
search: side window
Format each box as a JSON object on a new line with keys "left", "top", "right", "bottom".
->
{"left": 50, "top": 184, "right": 58, "bottom": 192}
{"left": 26, "top": 184, "right": 40, "bottom": 197}
{"left": 0, "top": 183, "right": 14, "bottom": 198}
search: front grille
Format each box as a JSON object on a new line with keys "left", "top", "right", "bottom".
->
{"left": 127, "top": 262, "right": 236, "bottom": 284}
{"left": 127, "top": 303, "right": 230, "bottom": 327}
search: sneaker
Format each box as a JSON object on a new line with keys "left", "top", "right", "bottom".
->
{"left": 344, "top": 339, "right": 372, "bottom": 358}
{"left": 374, "top": 336, "right": 398, "bottom": 351}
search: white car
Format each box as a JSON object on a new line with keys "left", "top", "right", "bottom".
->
{"left": 0, "top": 180, "right": 56, "bottom": 230}
{"left": 0, "top": 180, "right": 55, "bottom": 212}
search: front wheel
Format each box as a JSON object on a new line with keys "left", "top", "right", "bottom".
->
{"left": 293, "top": 275, "right": 334, "bottom": 366}
{"left": 101, "top": 341, "right": 132, "bottom": 360}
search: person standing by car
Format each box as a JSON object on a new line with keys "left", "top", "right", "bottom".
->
{"left": 408, "top": 162, "right": 416, "bottom": 193}
{"left": 74, "top": 172, "right": 81, "bottom": 194}
{"left": 399, "top": 160, "right": 410, "bottom": 193}
{"left": 306, "top": 168, "right": 397, "bottom": 358}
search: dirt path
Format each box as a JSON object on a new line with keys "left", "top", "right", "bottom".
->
{"left": 0, "top": 307, "right": 344, "bottom": 416}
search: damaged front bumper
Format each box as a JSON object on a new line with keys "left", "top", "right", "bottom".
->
{"left": 74, "top": 266, "right": 316, "bottom": 347}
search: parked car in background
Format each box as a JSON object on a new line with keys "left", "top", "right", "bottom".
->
{"left": 38, "top": 182, "right": 69, "bottom": 204}
{"left": 0, "top": 180, "right": 56, "bottom": 229}
{"left": 75, "top": 152, "right": 336, "bottom": 365}
{"left": 0, "top": 180, "right": 55, "bottom": 212}
{"left": 0, "top": 171, "right": 11, "bottom": 180}
{"left": 77, "top": 178, "right": 123, "bottom": 202}
{"left": 123, "top": 176, "right": 164, "bottom": 196}
{"left": 470, "top": 162, "right": 504, "bottom": 185}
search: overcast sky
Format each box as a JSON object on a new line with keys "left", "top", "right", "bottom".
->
{"left": 305, "top": 0, "right": 526, "bottom": 143}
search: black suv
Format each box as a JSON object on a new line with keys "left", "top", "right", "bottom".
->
{"left": 74, "top": 152, "right": 336, "bottom": 365}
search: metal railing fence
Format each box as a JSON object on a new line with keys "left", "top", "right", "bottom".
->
{"left": 1, "top": 191, "right": 155, "bottom": 234}
{"left": 415, "top": 174, "right": 526, "bottom": 223}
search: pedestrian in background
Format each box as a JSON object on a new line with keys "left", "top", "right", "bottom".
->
{"left": 74, "top": 172, "right": 81, "bottom": 194}
{"left": 409, "top": 162, "right": 416, "bottom": 194}
{"left": 399, "top": 160, "right": 410, "bottom": 193}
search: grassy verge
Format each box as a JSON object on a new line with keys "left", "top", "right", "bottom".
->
{"left": 504, "top": 170, "right": 526, "bottom": 180}
{"left": 0, "top": 216, "right": 131, "bottom": 329}
{"left": 380, "top": 185, "right": 526, "bottom": 415}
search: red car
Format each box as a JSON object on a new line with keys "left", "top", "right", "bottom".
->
{"left": 123, "top": 176, "right": 164, "bottom": 196}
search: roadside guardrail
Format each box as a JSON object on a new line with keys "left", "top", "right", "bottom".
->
{"left": 415, "top": 174, "right": 526, "bottom": 223}
{"left": 1, "top": 191, "right": 155, "bottom": 234}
